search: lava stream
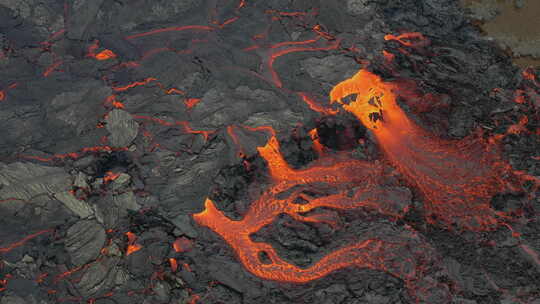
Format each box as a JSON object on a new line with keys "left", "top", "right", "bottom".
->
{"left": 194, "top": 133, "right": 446, "bottom": 301}
{"left": 191, "top": 69, "right": 532, "bottom": 302}
{"left": 330, "top": 69, "right": 518, "bottom": 230}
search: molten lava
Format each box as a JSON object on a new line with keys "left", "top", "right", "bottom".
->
{"left": 330, "top": 69, "right": 519, "bottom": 230}
{"left": 125, "top": 232, "right": 142, "bottom": 256}
{"left": 94, "top": 49, "right": 117, "bottom": 61}
{"left": 192, "top": 68, "right": 534, "bottom": 302}
{"left": 384, "top": 32, "right": 430, "bottom": 48}
{"left": 194, "top": 131, "right": 443, "bottom": 301}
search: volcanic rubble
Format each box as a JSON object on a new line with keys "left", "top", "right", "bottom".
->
{"left": 1, "top": 0, "right": 540, "bottom": 303}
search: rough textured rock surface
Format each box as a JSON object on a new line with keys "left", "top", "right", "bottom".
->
{"left": 65, "top": 220, "right": 106, "bottom": 267}
{"left": 105, "top": 109, "right": 139, "bottom": 148}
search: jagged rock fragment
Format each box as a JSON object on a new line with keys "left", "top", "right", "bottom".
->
{"left": 65, "top": 220, "right": 106, "bottom": 266}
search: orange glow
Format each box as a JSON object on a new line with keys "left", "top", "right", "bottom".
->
{"left": 0, "top": 229, "right": 52, "bottom": 253}
{"left": 194, "top": 130, "right": 430, "bottom": 294}
{"left": 0, "top": 274, "right": 12, "bottom": 292}
{"left": 265, "top": 10, "right": 310, "bottom": 18}
{"left": 382, "top": 50, "right": 395, "bottom": 62}
{"left": 126, "top": 231, "right": 137, "bottom": 243}
{"left": 125, "top": 232, "right": 142, "bottom": 256}
{"left": 43, "top": 61, "right": 63, "bottom": 77}
{"left": 183, "top": 263, "right": 192, "bottom": 272}
{"left": 308, "top": 128, "right": 325, "bottom": 157}
{"left": 54, "top": 263, "right": 89, "bottom": 283}
{"left": 173, "top": 239, "right": 183, "bottom": 252}
{"left": 169, "top": 258, "right": 178, "bottom": 272}
{"left": 178, "top": 121, "right": 213, "bottom": 141}
{"left": 95, "top": 49, "right": 117, "bottom": 60}
{"left": 384, "top": 32, "right": 429, "bottom": 48}
{"left": 266, "top": 38, "right": 340, "bottom": 87}
{"left": 0, "top": 83, "right": 16, "bottom": 102}
{"left": 189, "top": 294, "right": 201, "bottom": 304}
{"left": 87, "top": 40, "right": 117, "bottom": 60}
{"left": 20, "top": 146, "right": 127, "bottom": 162}
{"left": 46, "top": 29, "right": 66, "bottom": 42}
{"left": 105, "top": 95, "right": 116, "bottom": 107}
{"left": 227, "top": 125, "right": 240, "bottom": 145}
{"left": 172, "top": 237, "right": 192, "bottom": 253}
{"left": 193, "top": 64, "right": 538, "bottom": 301}
{"left": 214, "top": 16, "right": 239, "bottom": 28}
{"left": 330, "top": 69, "right": 523, "bottom": 230}
{"left": 166, "top": 88, "right": 185, "bottom": 95}
{"left": 312, "top": 24, "right": 334, "bottom": 40}
{"left": 126, "top": 243, "right": 142, "bottom": 256}
{"left": 507, "top": 116, "right": 529, "bottom": 135}
{"left": 125, "top": 25, "right": 214, "bottom": 40}
{"left": 35, "top": 273, "right": 48, "bottom": 283}
{"left": 514, "top": 89, "right": 527, "bottom": 104}
{"left": 103, "top": 171, "right": 121, "bottom": 183}
{"left": 112, "top": 77, "right": 157, "bottom": 92}
{"left": 522, "top": 68, "right": 539, "bottom": 87}
{"left": 105, "top": 94, "right": 125, "bottom": 109}
{"left": 297, "top": 92, "right": 338, "bottom": 115}
{"left": 184, "top": 98, "right": 201, "bottom": 110}
{"left": 112, "top": 101, "right": 124, "bottom": 108}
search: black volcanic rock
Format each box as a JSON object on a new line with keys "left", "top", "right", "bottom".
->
{"left": 65, "top": 220, "right": 106, "bottom": 267}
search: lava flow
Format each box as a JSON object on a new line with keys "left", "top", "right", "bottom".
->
{"left": 330, "top": 69, "right": 527, "bottom": 230}
{"left": 194, "top": 129, "right": 447, "bottom": 301}
{"left": 192, "top": 67, "right": 538, "bottom": 301}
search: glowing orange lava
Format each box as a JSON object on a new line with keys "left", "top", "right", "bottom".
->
{"left": 0, "top": 229, "right": 53, "bottom": 254}
{"left": 87, "top": 40, "right": 117, "bottom": 61}
{"left": 330, "top": 69, "right": 521, "bottom": 230}
{"left": 192, "top": 68, "right": 536, "bottom": 301}
{"left": 43, "top": 61, "right": 63, "bottom": 77}
{"left": 382, "top": 50, "right": 395, "bottom": 62}
{"left": 246, "top": 38, "right": 340, "bottom": 87}
{"left": 95, "top": 49, "right": 117, "bottom": 61}
{"left": 297, "top": 92, "right": 338, "bottom": 116}
{"left": 172, "top": 237, "right": 192, "bottom": 253}
{"left": 0, "top": 83, "right": 17, "bottom": 102}
{"left": 125, "top": 232, "right": 142, "bottom": 256}
{"left": 384, "top": 32, "right": 429, "bottom": 48}
{"left": 103, "top": 171, "right": 121, "bottom": 183}
{"left": 20, "top": 146, "right": 128, "bottom": 163}
{"left": 124, "top": 25, "right": 214, "bottom": 40}
{"left": 184, "top": 98, "right": 201, "bottom": 110}
{"left": 112, "top": 77, "right": 157, "bottom": 92}
{"left": 169, "top": 258, "right": 178, "bottom": 272}
{"left": 308, "top": 128, "right": 325, "bottom": 157}
{"left": 194, "top": 130, "right": 443, "bottom": 300}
